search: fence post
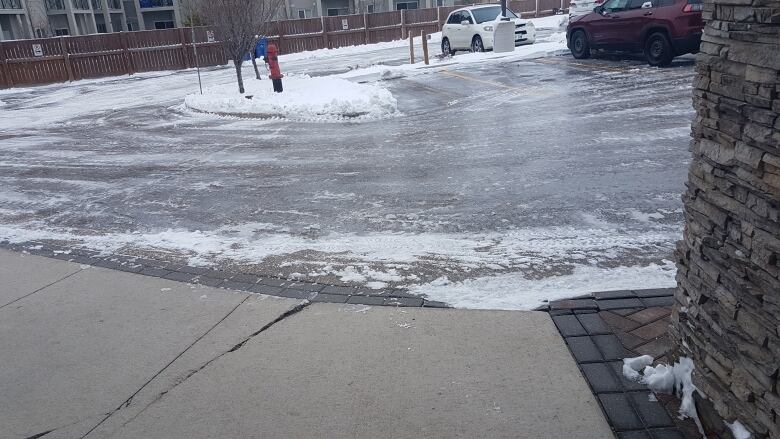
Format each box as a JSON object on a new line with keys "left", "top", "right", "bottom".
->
{"left": 321, "top": 16, "right": 329, "bottom": 49}
{"left": 400, "top": 9, "right": 407, "bottom": 39}
{"left": 421, "top": 30, "right": 429, "bottom": 65}
{"left": 59, "top": 36, "right": 74, "bottom": 82}
{"left": 363, "top": 13, "right": 369, "bottom": 45}
{"left": 179, "top": 27, "right": 190, "bottom": 69}
{"left": 0, "top": 40, "right": 11, "bottom": 88}
{"left": 436, "top": 6, "right": 442, "bottom": 27}
{"left": 408, "top": 32, "right": 414, "bottom": 64}
{"left": 119, "top": 32, "right": 134, "bottom": 75}
{"left": 535, "top": 0, "right": 539, "bottom": 16}
{"left": 278, "top": 24, "right": 285, "bottom": 54}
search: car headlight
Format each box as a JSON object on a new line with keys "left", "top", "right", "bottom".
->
{"left": 483, "top": 25, "right": 494, "bottom": 31}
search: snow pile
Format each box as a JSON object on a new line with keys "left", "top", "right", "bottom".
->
{"left": 623, "top": 356, "right": 705, "bottom": 435}
{"left": 411, "top": 262, "right": 676, "bottom": 310}
{"left": 184, "top": 75, "right": 398, "bottom": 120}
{"left": 725, "top": 420, "right": 752, "bottom": 439}
{"left": 530, "top": 14, "right": 569, "bottom": 30}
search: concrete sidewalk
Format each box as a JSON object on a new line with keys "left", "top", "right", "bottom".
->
{"left": 0, "top": 249, "right": 613, "bottom": 439}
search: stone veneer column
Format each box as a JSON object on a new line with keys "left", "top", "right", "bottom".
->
{"left": 670, "top": 0, "right": 780, "bottom": 436}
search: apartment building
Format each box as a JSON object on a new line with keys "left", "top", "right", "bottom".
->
{"left": 283, "top": 0, "right": 454, "bottom": 19}
{"left": 0, "top": 0, "right": 32, "bottom": 40}
{"left": 0, "top": 0, "right": 180, "bottom": 39}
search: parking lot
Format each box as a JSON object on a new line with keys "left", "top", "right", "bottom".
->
{"left": 0, "top": 45, "right": 696, "bottom": 308}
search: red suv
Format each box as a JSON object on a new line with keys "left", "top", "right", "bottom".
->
{"left": 566, "top": 0, "right": 703, "bottom": 66}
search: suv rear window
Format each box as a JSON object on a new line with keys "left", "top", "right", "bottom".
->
{"left": 471, "top": 6, "right": 518, "bottom": 23}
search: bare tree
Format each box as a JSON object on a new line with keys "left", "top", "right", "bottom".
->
{"left": 199, "top": 0, "right": 283, "bottom": 93}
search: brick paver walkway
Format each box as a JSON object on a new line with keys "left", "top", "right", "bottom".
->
{"left": 544, "top": 289, "right": 701, "bottom": 439}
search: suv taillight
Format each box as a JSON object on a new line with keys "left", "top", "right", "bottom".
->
{"left": 682, "top": 2, "right": 702, "bottom": 11}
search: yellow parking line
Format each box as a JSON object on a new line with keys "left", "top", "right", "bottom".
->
{"left": 531, "top": 57, "right": 634, "bottom": 73}
{"left": 439, "top": 70, "right": 520, "bottom": 91}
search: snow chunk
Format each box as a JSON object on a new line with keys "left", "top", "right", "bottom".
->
{"left": 623, "top": 356, "right": 705, "bottom": 436}
{"left": 725, "top": 420, "right": 752, "bottom": 439}
{"left": 184, "top": 75, "right": 398, "bottom": 121}
{"left": 624, "top": 355, "right": 654, "bottom": 372}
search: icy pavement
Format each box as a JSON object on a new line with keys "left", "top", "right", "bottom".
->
{"left": 0, "top": 24, "right": 695, "bottom": 309}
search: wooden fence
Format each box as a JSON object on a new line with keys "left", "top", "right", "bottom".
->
{"left": 0, "top": 2, "right": 565, "bottom": 89}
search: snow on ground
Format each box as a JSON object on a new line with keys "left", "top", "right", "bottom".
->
{"left": 0, "top": 218, "right": 679, "bottom": 309}
{"left": 409, "top": 261, "right": 676, "bottom": 309}
{"left": 337, "top": 30, "right": 569, "bottom": 81}
{"left": 184, "top": 75, "right": 398, "bottom": 120}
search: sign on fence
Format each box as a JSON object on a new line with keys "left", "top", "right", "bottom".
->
{"left": 32, "top": 44, "right": 43, "bottom": 57}
{"left": 206, "top": 30, "right": 215, "bottom": 43}
{"left": 342, "top": 19, "right": 349, "bottom": 30}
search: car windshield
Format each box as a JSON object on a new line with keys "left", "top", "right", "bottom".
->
{"left": 470, "top": 6, "right": 518, "bottom": 23}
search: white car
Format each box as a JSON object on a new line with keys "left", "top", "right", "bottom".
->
{"left": 441, "top": 5, "right": 536, "bottom": 55}
{"left": 568, "top": 0, "right": 604, "bottom": 17}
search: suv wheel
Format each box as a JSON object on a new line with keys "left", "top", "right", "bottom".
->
{"left": 645, "top": 32, "right": 673, "bottom": 67}
{"left": 471, "top": 35, "right": 484, "bottom": 53}
{"left": 442, "top": 37, "right": 455, "bottom": 56}
{"left": 570, "top": 30, "right": 590, "bottom": 59}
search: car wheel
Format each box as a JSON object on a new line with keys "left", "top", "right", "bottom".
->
{"left": 570, "top": 30, "right": 590, "bottom": 59}
{"left": 645, "top": 32, "right": 673, "bottom": 67}
{"left": 441, "top": 37, "right": 455, "bottom": 56}
{"left": 471, "top": 35, "right": 484, "bottom": 53}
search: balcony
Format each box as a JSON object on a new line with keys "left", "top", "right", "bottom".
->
{"left": 0, "top": 0, "right": 22, "bottom": 9}
{"left": 138, "top": 0, "right": 173, "bottom": 7}
{"left": 45, "top": 0, "right": 65, "bottom": 10}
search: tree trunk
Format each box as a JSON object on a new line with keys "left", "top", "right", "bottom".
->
{"left": 233, "top": 59, "right": 245, "bottom": 94}
{"left": 250, "top": 56, "right": 262, "bottom": 80}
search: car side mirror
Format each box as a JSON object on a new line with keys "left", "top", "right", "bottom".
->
{"left": 594, "top": 5, "right": 604, "bottom": 14}
{"left": 460, "top": 20, "right": 470, "bottom": 25}
{"left": 641, "top": 1, "right": 653, "bottom": 7}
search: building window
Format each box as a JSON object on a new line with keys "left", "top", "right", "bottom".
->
{"left": 367, "top": 4, "right": 374, "bottom": 12}
{"left": 54, "top": 28, "right": 70, "bottom": 36}
{"left": 138, "top": 0, "right": 173, "bottom": 7}
{"left": 396, "top": 1, "right": 418, "bottom": 9}
{"left": 297, "top": 9, "right": 305, "bottom": 18}
{"left": 35, "top": 28, "right": 44, "bottom": 38}
{"left": 96, "top": 23, "right": 107, "bottom": 32}
{"left": 154, "top": 20, "right": 175, "bottom": 29}
{"left": 127, "top": 21, "right": 135, "bottom": 30}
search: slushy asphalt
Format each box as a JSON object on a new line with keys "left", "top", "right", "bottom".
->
{"left": 0, "top": 248, "right": 613, "bottom": 438}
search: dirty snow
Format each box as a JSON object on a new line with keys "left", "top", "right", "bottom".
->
{"left": 184, "top": 75, "right": 398, "bottom": 120}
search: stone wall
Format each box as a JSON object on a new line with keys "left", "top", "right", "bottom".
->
{"left": 670, "top": 0, "right": 780, "bottom": 436}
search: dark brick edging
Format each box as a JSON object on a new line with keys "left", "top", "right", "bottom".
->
{"left": 540, "top": 288, "right": 692, "bottom": 439}
{"left": 0, "top": 240, "right": 449, "bottom": 308}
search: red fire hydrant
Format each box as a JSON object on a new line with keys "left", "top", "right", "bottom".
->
{"left": 265, "top": 44, "right": 283, "bottom": 93}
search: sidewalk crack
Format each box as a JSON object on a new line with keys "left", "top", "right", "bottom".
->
{"left": 0, "top": 268, "right": 84, "bottom": 309}
{"left": 80, "top": 298, "right": 311, "bottom": 438}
